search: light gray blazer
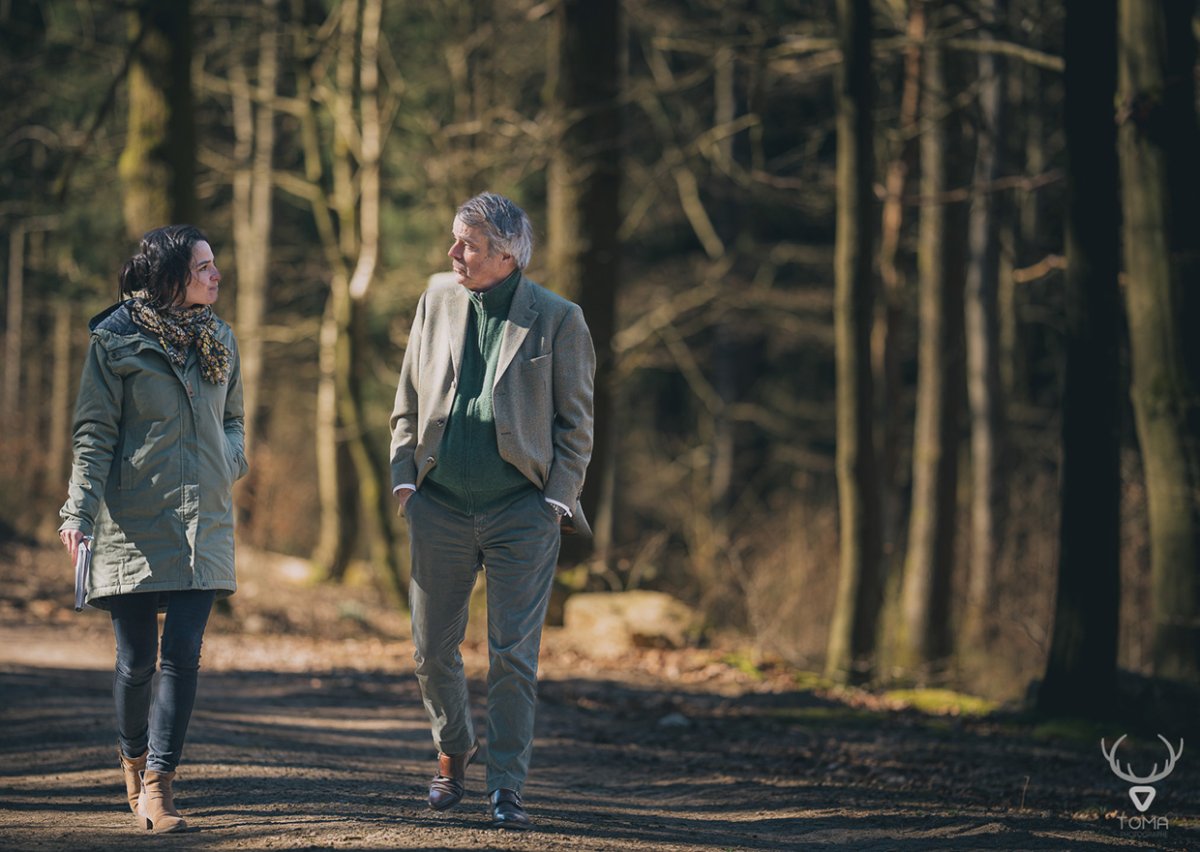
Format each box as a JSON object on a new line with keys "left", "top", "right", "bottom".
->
{"left": 389, "top": 273, "right": 596, "bottom": 536}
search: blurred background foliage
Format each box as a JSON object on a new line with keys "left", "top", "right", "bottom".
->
{"left": 1, "top": 0, "right": 1197, "bottom": 717}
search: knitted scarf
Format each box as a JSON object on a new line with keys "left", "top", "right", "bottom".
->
{"left": 128, "top": 299, "right": 232, "bottom": 385}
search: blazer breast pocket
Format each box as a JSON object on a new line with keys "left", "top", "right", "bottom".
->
{"left": 514, "top": 353, "right": 552, "bottom": 410}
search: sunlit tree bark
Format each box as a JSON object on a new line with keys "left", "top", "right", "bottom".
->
{"left": 231, "top": 0, "right": 279, "bottom": 455}
{"left": 301, "top": 0, "right": 406, "bottom": 603}
{"left": 896, "top": 23, "right": 963, "bottom": 670}
{"left": 826, "top": 0, "right": 882, "bottom": 682}
{"left": 710, "top": 45, "right": 737, "bottom": 532}
{"left": 118, "top": 0, "right": 195, "bottom": 236}
{"left": 961, "top": 0, "right": 1008, "bottom": 655}
{"left": 875, "top": 1, "right": 923, "bottom": 571}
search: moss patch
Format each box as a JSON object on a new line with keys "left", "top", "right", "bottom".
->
{"left": 883, "top": 688, "right": 998, "bottom": 717}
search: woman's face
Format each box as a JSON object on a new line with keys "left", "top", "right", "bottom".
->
{"left": 181, "top": 241, "right": 220, "bottom": 307}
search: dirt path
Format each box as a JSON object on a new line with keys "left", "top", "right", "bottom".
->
{"left": 0, "top": 543, "right": 1196, "bottom": 850}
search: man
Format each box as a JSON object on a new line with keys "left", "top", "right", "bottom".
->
{"left": 389, "top": 192, "right": 595, "bottom": 830}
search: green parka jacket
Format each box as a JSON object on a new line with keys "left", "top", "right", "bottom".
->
{"left": 59, "top": 301, "right": 248, "bottom": 609}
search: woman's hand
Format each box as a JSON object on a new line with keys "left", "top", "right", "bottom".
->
{"left": 59, "top": 529, "right": 88, "bottom": 562}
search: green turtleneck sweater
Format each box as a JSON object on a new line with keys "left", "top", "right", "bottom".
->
{"left": 424, "top": 269, "right": 533, "bottom": 512}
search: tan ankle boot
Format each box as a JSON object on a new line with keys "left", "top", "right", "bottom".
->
{"left": 118, "top": 749, "right": 147, "bottom": 814}
{"left": 136, "top": 769, "right": 187, "bottom": 833}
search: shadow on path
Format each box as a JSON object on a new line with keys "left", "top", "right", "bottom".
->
{"left": 0, "top": 658, "right": 1196, "bottom": 850}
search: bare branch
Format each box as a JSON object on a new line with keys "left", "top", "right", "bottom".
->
{"left": 1011, "top": 254, "right": 1065, "bottom": 284}
{"left": 945, "top": 37, "right": 1063, "bottom": 72}
{"left": 893, "top": 169, "right": 1064, "bottom": 206}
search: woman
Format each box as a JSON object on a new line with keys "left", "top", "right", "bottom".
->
{"left": 58, "top": 224, "right": 248, "bottom": 834}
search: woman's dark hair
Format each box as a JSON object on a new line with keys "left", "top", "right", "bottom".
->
{"left": 118, "top": 225, "right": 208, "bottom": 309}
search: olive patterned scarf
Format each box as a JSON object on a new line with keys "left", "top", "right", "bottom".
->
{"left": 129, "top": 298, "right": 232, "bottom": 385}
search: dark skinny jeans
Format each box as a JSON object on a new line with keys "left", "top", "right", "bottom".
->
{"left": 109, "top": 590, "right": 215, "bottom": 773}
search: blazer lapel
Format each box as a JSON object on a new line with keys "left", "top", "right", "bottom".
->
{"left": 446, "top": 283, "right": 470, "bottom": 383}
{"left": 494, "top": 275, "right": 538, "bottom": 387}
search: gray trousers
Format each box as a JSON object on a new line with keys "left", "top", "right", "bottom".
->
{"left": 407, "top": 486, "right": 561, "bottom": 794}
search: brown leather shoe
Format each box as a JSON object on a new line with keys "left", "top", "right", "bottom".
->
{"left": 489, "top": 788, "right": 532, "bottom": 830}
{"left": 427, "top": 743, "right": 478, "bottom": 811}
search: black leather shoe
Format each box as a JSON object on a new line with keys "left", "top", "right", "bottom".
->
{"left": 428, "top": 743, "right": 478, "bottom": 811}
{"left": 489, "top": 788, "right": 532, "bottom": 830}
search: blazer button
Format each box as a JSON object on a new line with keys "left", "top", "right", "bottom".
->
{"left": 436, "top": 418, "right": 445, "bottom": 426}
{"left": 426, "top": 456, "right": 435, "bottom": 465}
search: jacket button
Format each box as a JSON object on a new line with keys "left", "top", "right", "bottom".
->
{"left": 436, "top": 418, "right": 445, "bottom": 426}
{"left": 426, "top": 456, "right": 435, "bottom": 464}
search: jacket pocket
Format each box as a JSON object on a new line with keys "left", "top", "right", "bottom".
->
{"left": 119, "top": 454, "right": 134, "bottom": 491}
{"left": 520, "top": 353, "right": 553, "bottom": 406}
{"left": 221, "top": 440, "right": 239, "bottom": 484}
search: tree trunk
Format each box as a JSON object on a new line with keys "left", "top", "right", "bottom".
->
{"left": 309, "top": 0, "right": 360, "bottom": 583}
{"left": 43, "top": 297, "right": 73, "bottom": 507}
{"left": 961, "top": 0, "right": 1008, "bottom": 655}
{"left": 306, "top": 0, "right": 406, "bottom": 603}
{"left": 3, "top": 227, "right": 23, "bottom": 418}
{"left": 826, "top": 0, "right": 882, "bottom": 682}
{"left": 231, "top": 0, "right": 279, "bottom": 456}
{"left": 875, "top": 2, "right": 923, "bottom": 572}
{"left": 1010, "top": 0, "right": 1046, "bottom": 405}
{"left": 710, "top": 46, "right": 737, "bottom": 530}
{"left": 1038, "top": 0, "right": 1121, "bottom": 715}
{"left": 1117, "top": 0, "right": 1200, "bottom": 682}
{"left": 312, "top": 293, "right": 356, "bottom": 578}
{"left": 289, "top": 0, "right": 347, "bottom": 578}
{"left": 347, "top": 0, "right": 407, "bottom": 604}
{"left": 896, "top": 23, "right": 963, "bottom": 671}
{"left": 547, "top": 0, "right": 621, "bottom": 571}
{"left": 118, "top": 0, "right": 195, "bottom": 237}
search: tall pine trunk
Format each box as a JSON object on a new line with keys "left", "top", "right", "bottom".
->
{"left": 44, "top": 298, "right": 73, "bottom": 505}
{"left": 1117, "top": 0, "right": 1200, "bottom": 682}
{"left": 119, "top": 0, "right": 195, "bottom": 236}
{"left": 547, "top": 0, "right": 621, "bottom": 570}
{"left": 961, "top": 0, "right": 1008, "bottom": 654}
{"left": 1037, "top": 0, "right": 1120, "bottom": 715}
{"left": 875, "top": 3, "right": 924, "bottom": 573}
{"left": 826, "top": 0, "right": 882, "bottom": 682}
{"left": 231, "top": 0, "right": 279, "bottom": 456}
{"left": 3, "top": 227, "right": 23, "bottom": 417}
{"left": 896, "top": 21, "right": 963, "bottom": 671}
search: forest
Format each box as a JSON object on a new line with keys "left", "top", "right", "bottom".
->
{"left": 1, "top": 0, "right": 1197, "bottom": 721}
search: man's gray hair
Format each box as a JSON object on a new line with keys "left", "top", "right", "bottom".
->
{"left": 456, "top": 192, "right": 534, "bottom": 269}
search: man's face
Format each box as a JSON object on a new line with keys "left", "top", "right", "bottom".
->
{"left": 181, "top": 241, "right": 220, "bottom": 307}
{"left": 448, "top": 216, "right": 516, "bottom": 292}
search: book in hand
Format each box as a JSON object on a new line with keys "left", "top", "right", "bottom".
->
{"left": 73, "top": 537, "right": 93, "bottom": 612}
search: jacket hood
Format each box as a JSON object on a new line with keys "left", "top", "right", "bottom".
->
{"left": 89, "top": 301, "right": 136, "bottom": 334}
